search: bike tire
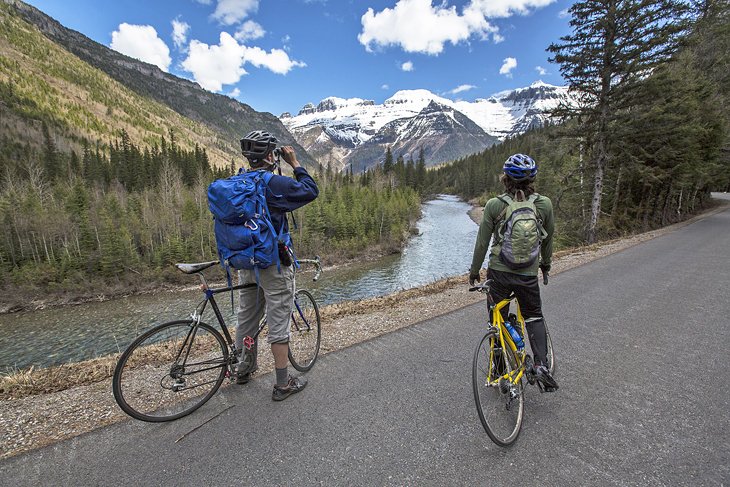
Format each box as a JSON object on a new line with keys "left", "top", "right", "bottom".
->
{"left": 544, "top": 320, "right": 556, "bottom": 376}
{"left": 288, "top": 289, "right": 321, "bottom": 372}
{"left": 112, "top": 320, "right": 228, "bottom": 422}
{"left": 472, "top": 330, "right": 525, "bottom": 447}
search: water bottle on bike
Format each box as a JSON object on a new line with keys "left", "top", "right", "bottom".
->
{"left": 504, "top": 314, "right": 524, "bottom": 350}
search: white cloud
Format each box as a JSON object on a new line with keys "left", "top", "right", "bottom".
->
{"left": 195, "top": 0, "right": 213, "bottom": 4}
{"left": 181, "top": 32, "right": 305, "bottom": 91}
{"left": 359, "top": 0, "right": 555, "bottom": 55}
{"left": 234, "top": 20, "right": 265, "bottom": 41}
{"left": 171, "top": 19, "right": 190, "bottom": 49}
{"left": 558, "top": 8, "right": 570, "bottom": 18}
{"left": 535, "top": 65, "right": 547, "bottom": 75}
{"left": 499, "top": 57, "right": 517, "bottom": 76}
{"left": 450, "top": 84, "right": 476, "bottom": 94}
{"left": 182, "top": 33, "right": 247, "bottom": 91}
{"left": 229, "top": 88, "right": 241, "bottom": 98}
{"left": 401, "top": 61, "right": 414, "bottom": 71}
{"left": 243, "top": 45, "right": 307, "bottom": 74}
{"left": 212, "top": 0, "right": 259, "bottom": 25}
{"left": 381, "top": 84, "right": 390, "bottom": 90}
{"left": 359, "top": 0, "right": 494, "bottom": 55}
{"left": 111, "top": 23, "right": 171, "bottom": 72}
{"left": 467, "top": 0, "right": 557, "bottom": 19}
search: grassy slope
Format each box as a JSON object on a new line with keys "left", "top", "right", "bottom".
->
{"left": 0, "top": 3, "right": 236, "bottom": 166}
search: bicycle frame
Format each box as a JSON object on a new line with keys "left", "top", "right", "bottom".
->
{"left": 486, "top": 296, "right": 528, "bottom": 387}
{"left": 188, "top": 257, "right": 323, "bottom": 359}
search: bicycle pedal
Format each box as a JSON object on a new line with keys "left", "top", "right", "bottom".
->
{"left": 526, "top": 369, "right": 536, "bottom": 386}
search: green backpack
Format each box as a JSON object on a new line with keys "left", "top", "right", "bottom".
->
{"left": 495, "top": 192, "right": 548, "bottom": 270}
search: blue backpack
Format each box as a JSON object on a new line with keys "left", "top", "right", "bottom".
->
{"left": 207, "top": 170, "right": 292, "bottom": 274}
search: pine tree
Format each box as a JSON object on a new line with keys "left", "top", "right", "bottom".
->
{"left": 548, "top": 0, "right": 690, "bottom": 242}
{"left": 383, "top": 146, "right": 394, "bottom": 173}
{"left": 41, "top": 121, "right": 58, "bottom": 180}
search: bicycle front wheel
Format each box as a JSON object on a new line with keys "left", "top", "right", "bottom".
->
{"left": 112, "top": 320, "right": 228, "bottom": 422}
{"left": 472, "top": 330, "right": 525, "bottom": 447}
{"left": 288, "top": 289, "right": 321, "bottom": 372}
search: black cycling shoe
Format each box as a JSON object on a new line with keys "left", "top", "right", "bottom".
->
{"left": 272, "top": 376, "right": 307, "bottom": 401}
{"left": 235, "top": 347, "right": 258, "bottom": 385}
{"left": 533, "top": 365, "right": 558, "bottom": 392}
{"left": 235, "top": 364, "right": 258, "bottom": 384}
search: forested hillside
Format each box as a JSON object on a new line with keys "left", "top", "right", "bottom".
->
{"left": 0, "top": 2, "right": 236, "bottom": 166}
{"left": 0, "top": 129, "right": 420, "bottom": 305}
{"left": 0, "top": 1, "right": 422, "bottom": 305}
{"left": 427, "top": 0, "right": 730, "bottom": 247}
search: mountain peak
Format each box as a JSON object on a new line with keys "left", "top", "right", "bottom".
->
{"left": 385, "top": 89, "right": 441, "bottom": 105}
{"left": 282, "top": 81, "right": 574, "bottom": 172}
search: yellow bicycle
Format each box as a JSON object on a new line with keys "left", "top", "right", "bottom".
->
{"left": 470, "top": 280, "right": 555, "bottom": 446}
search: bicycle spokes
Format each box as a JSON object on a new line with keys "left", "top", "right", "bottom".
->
{"left": 472, "top": 331, "right": 525, "bottom": 446}
{"left": 291, "top": 301, "right": 311, "bottom": 332}
{"left": 113, "top": 320, "right": 229, "bottom": 422}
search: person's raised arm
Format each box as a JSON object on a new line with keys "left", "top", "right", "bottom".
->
{"left": 469, "top": 201, "right": 495, "bottom": 285}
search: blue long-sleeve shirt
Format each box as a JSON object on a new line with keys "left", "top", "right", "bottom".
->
{"left": 256, "top": 167, "right": 319, "bottom": 235}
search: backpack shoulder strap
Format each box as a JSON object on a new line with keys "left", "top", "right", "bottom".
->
{"left": 495, "top": 193, "right": 512, "bottom": 223}
{"left": 528, "top": 193, "right": 548, "bottom": 239}
{"left": 496, "top": 193, "right": 513, "bottom": 206}
{"left": 260, "top": 170, "right": 274, "bottom": 185}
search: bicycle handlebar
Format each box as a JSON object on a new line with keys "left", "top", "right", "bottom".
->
{"left": 298, "top": 256, "right": 322, "bottom": 281}
{"left": 469, "top": 279, "right": 492, "bottom": 293}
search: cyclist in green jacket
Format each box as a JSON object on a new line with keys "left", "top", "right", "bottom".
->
{"left": 469, "top": 154, "right": 558, "bottom": 392}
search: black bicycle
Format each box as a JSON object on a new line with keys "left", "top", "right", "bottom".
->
{"left": 112, "top": 258, "right": 322, "bottom": 422}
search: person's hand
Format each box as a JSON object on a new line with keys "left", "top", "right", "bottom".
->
{"left": 469, "top": 272, "right": 481, "bottom": 286}
{"left": 540, "top": 264, "right": 550, "bottom": 285}
{"left": 279, "top": 146, "right": 300, "bottom": 169}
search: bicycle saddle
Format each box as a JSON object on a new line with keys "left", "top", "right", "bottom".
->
{"left": 175, "top": 261, "right": 219, "bottom": 274}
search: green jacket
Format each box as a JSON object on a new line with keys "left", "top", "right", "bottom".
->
{"left": 470, "top": 193, "right": 555, "bottom": 277}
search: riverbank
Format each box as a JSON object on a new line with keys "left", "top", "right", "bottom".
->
{"left": 0, "top": 241, "right": 407, "bottom": 315}
{"left": 2, "top": 200, "right": 728, "bottom": 458}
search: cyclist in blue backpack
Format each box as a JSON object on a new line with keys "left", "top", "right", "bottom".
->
{"left": 235, "top": 130, "right": 319, "bottom": 401}
{"left": 469, "top": 154, "right": 558, "bottom": 392}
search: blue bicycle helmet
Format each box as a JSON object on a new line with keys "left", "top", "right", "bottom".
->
{"left": 503, "top": 153, "right": 538, "bottom": 182}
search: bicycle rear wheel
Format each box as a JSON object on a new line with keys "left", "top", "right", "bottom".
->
{"left": 288, "top": 289, "right": 321, "bottom": 372}
{"left": 545, "top": 320, "right": 556, "bottom": 375}
{"left": 472, "top": 330, "right": 524, "bottom": 446}
{"left": 112, "top": 320, "right": 228, "bottom": 422}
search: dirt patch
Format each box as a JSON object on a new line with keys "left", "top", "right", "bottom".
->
{"left": 1, "top": 201, "right": 728, "bottom": 459}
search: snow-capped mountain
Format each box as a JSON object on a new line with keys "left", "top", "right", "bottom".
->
{"left": 281, "top": 81, "right": 573, "bottom": 171}
{"left": 348, "top": 100, "right": 499, "bottom": 173}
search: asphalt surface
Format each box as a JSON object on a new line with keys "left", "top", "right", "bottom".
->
{"left": 2, "top": 198, "right": 730, "bottom": 486}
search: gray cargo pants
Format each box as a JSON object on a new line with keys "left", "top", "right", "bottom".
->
{"left": 235, "top": 265, "right": 295, "bottom": 352}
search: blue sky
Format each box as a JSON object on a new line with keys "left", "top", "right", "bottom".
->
{"left": 25, "top": 0, "right": 575, "bottom": 116}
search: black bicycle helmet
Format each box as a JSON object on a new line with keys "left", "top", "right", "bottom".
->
{"left": 503, "top": 153, "right": 538, "bottom": 182}
{"left": 240, "top": 130, "right": 277, "bottom": 161}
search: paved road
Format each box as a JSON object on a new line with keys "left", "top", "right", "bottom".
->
{"left": 2, "top": 198, "right": 730, "bottom": 486}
